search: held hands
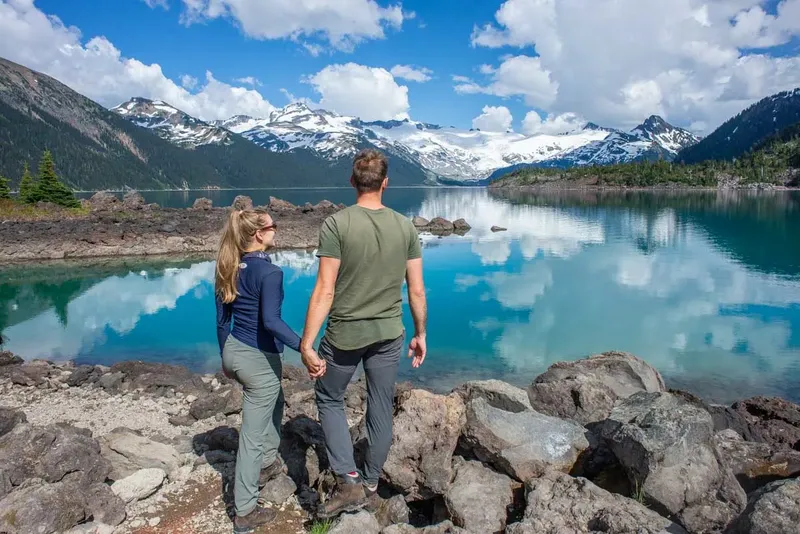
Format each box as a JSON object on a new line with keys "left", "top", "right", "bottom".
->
{"left": 408, "top": 334, "right": 427, "bottom": 368}
{"left": 301, "top": 345, "right": 327, "bottom": 379}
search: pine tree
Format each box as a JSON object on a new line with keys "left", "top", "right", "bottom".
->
{"left": 34, "top": 151, "right": 79, "bottom": 208}
{"left": 18, "top": 163, "right": 37, "bottom": 204}
{"left": 0, "top": 176, "right": 11, "bottom": 200}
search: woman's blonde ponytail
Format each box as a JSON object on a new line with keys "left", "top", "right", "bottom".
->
{"left": 215, "top": 208, "right": 271, "bottom": 303}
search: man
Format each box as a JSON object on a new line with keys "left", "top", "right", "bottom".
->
{"left": 300, "top": 148, "right": 427, "bottom": 518}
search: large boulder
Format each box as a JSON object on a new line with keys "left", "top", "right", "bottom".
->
{"left": 87, "top": 191, "right": 119, "bottom": 211}
{"left": 192, "top": 197, "right": 213, "bottom": 210}
{"left": 727, "top": 478, "right": 800, "bottom": 534}
{"left": 382, "top": 390, "right": 466, "bottom": 500}
{"left": 0, "top": 407, "right": 26, "bottom": 437}
{"left": 505, "top": 470, "right": 686, "bottom": 534}
{"left": 84, "top": 482, "right": 126, "bottom": 526}
{"left": 444, "top": 460, "right": 513, "bottom": 533}
{"left": 328, "top": 510, "right": 381, "bottom": 534}
{"left": 111, "top": 468, "right": 166, "bottom": 503}
{"left": 0, "top": 351, "right": 23, "bottom": 366}
{"left": 100, "top": 428, "right": 180, "bottom": 480}
{"left": 0, "top": 424, "right": 110, "bottom": 489}
{"left": 599, "top": 392, "right": 746, "bottom": 533}
{"left": 527, "top": 351, "right": 666, "bottom": 425}
{"left": 66, "top": 365, "right": 102, "bottom": 387}
{"left": 0, "top": 360, "right": 51, "bottom": 386}
{"left": 189, "top": 385, "right": 242, "bottom": 420}
{"left": 714, "top": 429, "right": 800, "bottom": 493}
{"left": 726, "top": 396, "right": 800, "bottom": 450}
{"left": 412, "top": 216, "right": 430, "bottom": 229}
{"left": 268, "top": 196, "right": 297, "bottom": 212}
{"left": 382, "top": 522, "right": 467, "bottom": 534}
{"left": 452, "top": 219, "right": 471, "bottom": 234}
{"left": 427, "top": 217, "right": 455, "bottom": 235}
{"left": 373, "top": 494, "right": 410, "bottom": 528}
{"left": 461, "top": 398, "right": 589, "bottom": 482}
{"left": 122, "top": 190, "right": 146, "bottom": 210}
{"left": 453, "top": 380, "right": 532, "bottom": 413}
{"left": 258, "top": 474, "right": 296, "bottom": 504}
{"left": 232, "top": 195, "right": 254, "bottom": 210}
{"left": 0, "top": 480, "right": 88, "bottom": 534}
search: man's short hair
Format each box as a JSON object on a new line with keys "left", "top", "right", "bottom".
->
{"left": 351, "top": 149, "right": 388, "bottom": 193}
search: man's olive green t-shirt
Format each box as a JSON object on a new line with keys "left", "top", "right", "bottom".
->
{"left": 317, "top": 205, "right": 422, "bottom": 350}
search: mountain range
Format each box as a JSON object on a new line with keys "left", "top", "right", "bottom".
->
{"left": 0, "top": 55, "right": 796, "bottom": 190}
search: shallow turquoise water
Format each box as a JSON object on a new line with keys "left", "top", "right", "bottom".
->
{"left": 4, "top": 188, "right": 800, "bottom": 403}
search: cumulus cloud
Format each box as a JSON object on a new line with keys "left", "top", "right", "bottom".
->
{"left": 0, "top": 0, "right": 275, "bottom": 121}
{"left": 522, "top": 110, "right": 585, "bottom": 135}
{"left": 143, "top": 0, "right": 169, "bottom": 8}
{"left": 235, "top": 76, "right": 262, "bottom": 86}
{"left": 472, "top": 105, "right": 513, "bottom": 132}
{"left": 467, "top": 0, "right": 800, "bottom": 132}
{"left": 305, "top": 63, "right": 409, "bottom": 121}
{"left": 389, "top": 64, "right": 432, "bottom": 82}
{"left": 454, "top": 55, "right": 558, "bottom": 108}
{"left": 180, "top": 0, "right": 406, "bottom": 52}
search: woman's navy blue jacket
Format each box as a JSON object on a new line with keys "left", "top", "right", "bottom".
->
{"left": 215, "top": 251, "right": 301, "bottom": 354}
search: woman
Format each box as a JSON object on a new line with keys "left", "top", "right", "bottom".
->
{"left": 215, "top": 208, "right": 301, "bottom": 533}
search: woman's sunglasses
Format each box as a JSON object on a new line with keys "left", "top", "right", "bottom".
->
{"left": 262, "top": 223, "right": 277, "bottom": 232}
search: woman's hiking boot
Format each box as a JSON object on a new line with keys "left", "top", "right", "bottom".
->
{"left": 258, "top": 457, "right": 284, "bottom": 489}
{"left": 318, "top": 474, "right": 369, "bottom": 518}
{"left": 233, "top": 505, "right": 277, "bottom": 533}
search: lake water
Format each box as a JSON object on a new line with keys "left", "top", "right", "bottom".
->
{"left": 5, "top": 188, "right": 800, "bottom": 403}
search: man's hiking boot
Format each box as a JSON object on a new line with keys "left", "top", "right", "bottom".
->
{"left": 258, "top": 457, "right": 284, "bottom": 489}
{"left": 318, "top": 474, "right": 369, "bottom": 518}
{"left": 233, "top": 505, "right": 277, "bottom": 533}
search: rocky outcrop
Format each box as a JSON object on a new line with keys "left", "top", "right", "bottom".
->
{"left": 100, "top": 427, "right": 181, "bottom": 480}
{"left": 0, "top": 480, "right": 88, "bottom": 534}
{"left": 122, "top": 190, "right": 146, "bottom": 210}
{"left": 87, "top": 191, "right": 120, "bottom": 211}
{"left": 0, "top": 407, "right": 26, "bottom": 437}
{"left": 506, "top": 470, "right": 686, "bottom": 534}
{"left": 107, "top": 361, "right": 208, "bottom": 397}
{"left": 192, "top": 197, "right": 213, "bottom": 210}
{"left": 232, "top": 195, "right": 254, "bottom": 210}
{"left": 461, "top": 397, "right": 589, "bottom": 482}
{"left": 727, "top": 396, "right": 800, "bottom": 450}
{"left": 527, "top": 351, "right": 666, "bottom": 425}
{"left": 373, "top": 494, "right": 410, "bottom": 528}
{"left": 727, "top": 478, "right": 800, "bottom": 534}
{"left": 383, "top": 390, "right": 466, "bottom": 500}
{"left": 453, "top": 379, "right": 532, "bottom": 413}
{"left": 714, "top": 429, "right": 800, "bottom": 492}
{"left": 268, "top": 196, "right": 298, "bottom": 212}
{"left": 444, "top": 460, "right": 513, "bottom": 533}
{"left": 599, "top": 392, "right": 746, "bottom": 533}
{"left": 0, "top": 351, "right": 23, "bottom": 366}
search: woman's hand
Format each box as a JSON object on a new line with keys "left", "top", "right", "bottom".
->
{"left": 301, "top": 346, "right": 326, "bottom": 379}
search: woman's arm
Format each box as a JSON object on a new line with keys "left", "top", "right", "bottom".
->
{"left": 215, "top": 296, "right": 232, "bottom": 354}
{"left": 260, "top": 269, "right": 302, "bottom": 352}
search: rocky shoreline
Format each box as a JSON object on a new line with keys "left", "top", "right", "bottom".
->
{"left": 0, "top": 349, "right": 798, "bottom": 534}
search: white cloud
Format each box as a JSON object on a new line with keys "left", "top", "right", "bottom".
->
{"left": 454, "top": 55, "right": 558, "bottom": 108}
{"left": 0, "top": 0, "right": 275, "bottom": 121}
{"left": 235, "top": 76, "right": 262, "bottom": 86}
{"left": 143, "top": 0, "right": 169, "bottom": 8}
{"left": 472, "top": 105, "right": 513, "bottom": 132}
{"left": 522, "top": 110, "right": 585, "bottom": 135}
{"left": 390, "top": 64, "right": 432, "bottom": 83}
{"left": 180, "top": 0, "right": 406, "bottom": 52}
{"left": 180, "top": 74, "right": 198, "bottom": 89}
{"left": 452, "top": 75, "right": 473, "bottom": 84}
{"left": 305, "top": 63, "right": 409, "bottom": 121}
{"left": 468, "top": 0, "right": 800, "bottom": 132}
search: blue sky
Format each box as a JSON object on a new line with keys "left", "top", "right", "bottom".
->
{"left": 3, "top": 0, "right": 800, "bottom": 134}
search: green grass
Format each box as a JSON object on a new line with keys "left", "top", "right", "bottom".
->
{"left": 0, "top": 199, "right": 89, "bottom": 220}
{"left": 308, "top": 520, "right": 333, "bottom": 534}
{"left": 633, "top": 480, "right": 647, "bottom": 505}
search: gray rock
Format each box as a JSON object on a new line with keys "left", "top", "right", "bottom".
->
{"left": 189, "top": 387, "right": 232, "bottom": 420}
{"left": 454, "top": 380, "right": 532, "bottom": 413}
{"left": 111, "top": 468, "right": 165, "bottom": 503}
{"left": 490, "top": 225, "right": 507, "bottom": 232}
{"left": 66, "top": 365, "right": 97, "bottom": 387}
{"left": 168, "top": 415, "right": 196, "bottom": 427}
{"left": 599, "top": 392, "right": 746, "bottom": 533}
{"left": 122, "top": 191, "right": 145, "bottom": 210}
{"left": 727, "top": 396, "right": 800, "bottom": 451}
{"left": 527, "top": 351, "right": 666, "bottom": 425}
{"left": 0, "top": 424, "right": 110, "bottom": 488}
{"left": 381, "top": 521, "right": 467, "bottom": 534}
{"left": 195, "top": 425, "right": 239, "bottom": 452}
{"left": 445, "top": 460, "right": 513, "bottom": 533}
{"left": 258, "top": 474, "right": 297, "bottom": 504}
{"left": 727, "top": 478, "right": 800, "bottom": 534}
{"left": 452, "top": 219, "right": 471, "bottom": 233}
{"left": 84, "top": 483, "right": 126, "bottom": 526}
{"left": 268, "top": 196, "right": 297, "bottom": 212}
{"left": 373, "top": 494, "right": 410, "bottom": 528}
{"left": 232, "top": 195, "right": 254, "bottom": 210}
{"left": 0, "top": 407, "right": 26, "bottom": 437}
{"left": 383, "top": 390, "right": 466, "bottom": 500}
{"left": 65, "top": 522, "right": 116, "bottom": 534}
{"left": 100, "top": 428, "right": 180, "bottom": 480}
{"left": 428, "top": 217, "right": 455, "bottom": 235}
{"left": 109, "top": 361, "right": 208, "bottom": 397}
{"left": 97, "top": 372, "right": 124, "bottom": 391}
{"left": 0, "top": 351, "right": 23, "bottom": 366}
{"left": 87, "top": 191, "right": 119, "bottom": 211}
{"left": 1, "top": 361, "right": 50, "bottom": 386}
{"left": 0, "top": 480, "right": 87, "bottom": 534}
{"left": 412, "top": 216, "right": 430, "bottom": 229}
{"left": 506, "top": 470, "right": 686, "bottom": 534}
{"left": 192, "top": 197, "right": 212, "bottom": 210}
{"left": 714, "top": 430, "right": 800, "bottom": 493}
{"left": 461, "top": 398, "right": 589, "bottom": 482}
{"left": 329, "top": 510, "right": 381, "bottom": 534}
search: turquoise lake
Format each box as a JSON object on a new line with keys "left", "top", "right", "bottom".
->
{"left": 4, "top": 188, "right": 800, "bottom": 403}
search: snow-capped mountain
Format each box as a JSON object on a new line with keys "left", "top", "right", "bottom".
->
{"left": 114, "top": 99, "right": 700, "bottom": 182}
{"left": 113, "top": 97, "right": 233, "bottom": 147}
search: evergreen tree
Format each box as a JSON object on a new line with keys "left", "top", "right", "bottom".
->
{"left": 18, "top": 163, "right": 36, "bottom": 203}
{"left": 0, "top": 176, "right": 10, "bottom": 200}
{"left": 34, "top": 151, "right": 79, "bottom": 208}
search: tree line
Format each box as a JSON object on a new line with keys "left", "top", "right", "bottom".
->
{"left": 0, "top": 150, "right": 80, "bottom": 208}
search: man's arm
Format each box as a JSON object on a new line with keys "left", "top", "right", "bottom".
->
{"left": 300, "top": 256, "right": 341, "bottom": 377}
{"left": 405, "top": 257, "right": 427, "bottom": 368}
